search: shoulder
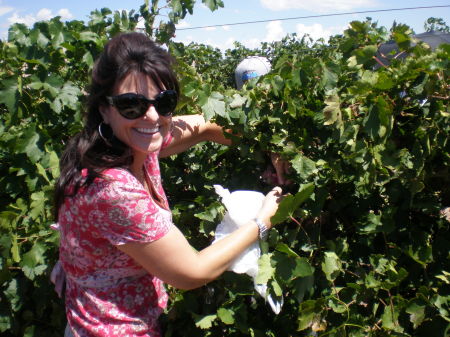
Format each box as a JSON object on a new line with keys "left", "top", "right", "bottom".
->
{"left": 86, "top": 168, "right": 145, "bottom": 203}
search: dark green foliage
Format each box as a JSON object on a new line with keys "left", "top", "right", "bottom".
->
{"left": 0, "top": 1, "right": 448, "bottom": 336}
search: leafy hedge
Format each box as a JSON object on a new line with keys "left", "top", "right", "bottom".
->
{"left": 0, "top": 1, "right": 449, "bottom": 336}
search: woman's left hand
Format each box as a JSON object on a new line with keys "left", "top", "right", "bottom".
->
{"left": 269, "top": 152, "right": 292, "bottom": 185}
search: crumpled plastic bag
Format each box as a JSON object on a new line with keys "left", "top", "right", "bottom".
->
{"left": 212, "top": 185, "right": 283, "bottom": 314}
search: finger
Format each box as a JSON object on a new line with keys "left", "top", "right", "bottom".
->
{"left": 270, "top": 186, "right": 282, "bottom": 195}
{"left": 274, "top": 165, "right": 285, "bottom": 185}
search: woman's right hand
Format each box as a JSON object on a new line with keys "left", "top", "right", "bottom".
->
{"left": 256, "top": 187, "right": 283, "bottom": 229}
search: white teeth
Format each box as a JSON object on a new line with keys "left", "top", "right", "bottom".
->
{"left": 136, "top": 127, "right": 159, "bottom": 134}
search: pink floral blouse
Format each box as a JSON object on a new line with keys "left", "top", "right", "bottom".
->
{"left": 58, "top": 149, "right": 173, "bottom": 337}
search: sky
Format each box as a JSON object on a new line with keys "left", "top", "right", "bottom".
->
{"left": 0, "top": 0, "right": 449, "bottom": 49}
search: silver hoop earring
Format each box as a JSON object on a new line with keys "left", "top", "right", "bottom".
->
{"left": 98, "top": 122, "right": 112, "bottom": 146}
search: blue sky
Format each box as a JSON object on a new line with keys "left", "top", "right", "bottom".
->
{"left": 0, "top": 0, "right": 449, "bottom": 48}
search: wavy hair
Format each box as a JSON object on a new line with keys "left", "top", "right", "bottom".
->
{"left": 54, "top": 32, "right": 179, "bottom": 219}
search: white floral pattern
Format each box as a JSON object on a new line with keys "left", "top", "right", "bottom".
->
{"left": 59, "top": 149, "right": 173, "bottom": 337}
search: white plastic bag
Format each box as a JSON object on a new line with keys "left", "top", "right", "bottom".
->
{"left": 213, "top": 185, "right": 283, "bottom": 314}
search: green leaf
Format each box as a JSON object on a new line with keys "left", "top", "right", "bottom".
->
{"left": 22, "top": 264, "right": 46, "bottom": 280}
{"left": 292, "top": 276, "right": 314, "bottom": 303}
{"left": 0, "top": 309, "right": 12, "bottom": 332}
{"left": 21, "top": 241, "right": 46, "bottom": 268}
{"left": 11, "top": 234, "right": 20, "bottom": 263}
{"left": 0, "top": 78, "right": 19, "bottom": 114}
{"left": 194, "top": 314, "right": 217, "bottom": 329}
{"left": 381, "top": 304, "right": 402, "bottom": 332}
{"left": 46, "top": 150, "right": 60, "bottom": 179}
{"left": 354, "top": 45, "right": 377, "bottom": 64}
{"left": 275, "top": 243, "right": 299, "bottom": 258}
{"left": 359, "top": 212, "right": 382, "bottom": 233}
{"left": 405, "top": 299, "right": 426, "bottom": 328}
{"left": 292, "top": 258, "right": 314, "bottom": 278}
{"left": 363, "top": 96, "right": 393, "bottom": 140}
{"left": 79, "top": 31, "right": 99, "bottom": 42}
{"left": 23, "top": 326, "right": 35, "bottom": 337}
{"left": 201, "top": 92, "right": 225, "bottom": 121}
{"left": 256, "top": 254, "right": 275, "bottom": 285}
{"left": 271, "top": 278, "right": 283, "bottom": 297}
{"left": 360, "top": 70, "right": 378, "bottom": 87}
{"left": 375, "top": 72, "right": 395, "bottom": 90}
{"left": 328, "top": 297, "right": 347, "bottom": 314}
{"left": 30, "top": 29, "right": 49, "bottom": 48}
{"left": 271, "top": 183, "right": 314, "bottom": 225}
{"left": 4, "top": 278, "right": 23, "bottom": 312}
{"left": 82, "top": 51, "right": 94, "bottom": 68}
{"left": 323, "top": 93, "right": 342, "bottom": 126}
{"left": 436, "top": 271, "right": 450, "bottom": 284}
{"left": 392, "top": 25, "right": 413, "bottom": 50}
{"left": 36, "top": 163, "right": 50, "bottom": 183}
{"left": 217, "top": 307, "right": 234, "bottom": 325}
{"left": 297, "top": 299, "right": 325, "bottom": 331}
{"left": 50, "top": 82, "right": 81, "bottom": 113}
{"left": 202, "top": 0, "right": 224, "bottom": 11}
{"left": 271, "top": 75, "right": 284, "bottom": 96}
{"left": 321, "top": 251, "right": 342, "bottom": 282}
{"left": 321, "top": 61, "right": 339, "bottom": 91}
{"left": 49, "top": 19, "right": 65, "bottom": 48}
{"left": 291, "top": 155, "right": 317, "bottom": 180}
{"left": 15, "top": 126, "right": 44, "bottom": 163}
{"left": 29, "top": 191, "right": 46, "bottom": 220}
{"left": 0, "top": 211, "right": 18, "bottom": 229}
{"left": 229, "top": 93, "right": 247, "bottom": 109}
{"left": 8, "top": 23, "right": 31, "bottom": 46}
{"left": 277, "top": 253, "right": 314, "bottom": 282}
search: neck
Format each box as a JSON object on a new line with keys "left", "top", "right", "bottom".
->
{"left": 130, "top": 152, "right": 147, "bottom": 177}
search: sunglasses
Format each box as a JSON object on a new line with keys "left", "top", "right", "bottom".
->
{"left": 106, "top": 90, "right": 177, "bottom": 119}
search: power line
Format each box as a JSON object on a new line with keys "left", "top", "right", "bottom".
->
{"left": 177, "top": 5, "right": 450, "bottom": 31}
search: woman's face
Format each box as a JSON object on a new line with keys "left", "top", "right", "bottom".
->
{"left": 100, "top": 72, "right": 172, "bottom": 159}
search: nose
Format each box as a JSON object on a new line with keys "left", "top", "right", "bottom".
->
{"left": 142, "top": 104, "right": 159, "bottom": 121}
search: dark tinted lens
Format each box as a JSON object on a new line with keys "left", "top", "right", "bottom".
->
{"left": 113, "top": 93, "right": 147, "bottom": 119}
{"left": 154, "top": 90, "right": 177, "bottom": 116}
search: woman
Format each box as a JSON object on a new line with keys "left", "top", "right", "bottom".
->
{"left": 54, "top": 32, "right": 282, "bottom": 337}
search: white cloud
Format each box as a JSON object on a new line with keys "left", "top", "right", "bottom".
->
{"left": 176, "top": 20, "right": 191, "bottom": 29}
{"left": 243, "top": 37, "right": 263, "bottom": 49}
{"left": 204, "top": 26, "right": 217, "bottom": 31}
{"left": 221, "top": 37, "right": 238, "bottom": 50}
{"left": 7, "top": 12, "right": 35, "bottom": 26}
{"left": 260, "top": 0, "right": 377, "bottom": 13}
{"left": 218, "top": 21, "right": 285, "bottom": 51}
{"left": 136, "top": 18, "right": 145, "bottom": 30}
{"left": 0, "top": 6, "right": 13, "bottom": 16}
{"left": 173, "top": 34, "right": 194, "bottom": 45}
{"left": 295, "top": 23, "right": 345, "bottom": 41}
{"left": 36, "top": 8, "right": 52, "bottom": 21}
{"left": 58, "top": 9, "right": 73, "bottom": 20}
{"left": 222, "top": 25, "right": 231, "bottom": 31}
{"left": 264, "top": 20, "right": 285, "bottom": 42}
{"left": 7, "top": 8, "right": 74, "bottom": 27}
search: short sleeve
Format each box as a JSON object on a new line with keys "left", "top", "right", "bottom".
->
{"left": 91, "top": 170, "right": 173, "bottom": 246}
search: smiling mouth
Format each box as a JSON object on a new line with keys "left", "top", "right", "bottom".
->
{"left": 135, "top": 127, "right": 160, "bottom": 135}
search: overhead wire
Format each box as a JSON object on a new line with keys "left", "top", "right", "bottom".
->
{"left": 176, "top": 5, "right": 450, "bottom": 31}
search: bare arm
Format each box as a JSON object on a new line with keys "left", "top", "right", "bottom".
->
{"left": 159, "top": 115, "right": 233, "bottom": 158}
{"left": 117, "top": 187, "right": 282, "bottom": 290}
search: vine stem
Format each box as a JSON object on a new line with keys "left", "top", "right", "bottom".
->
{"left": 372, "top": 56, "right": 388, "bottom": 69}
{"left": 289, "top": 215, "right": 311, "bottom": 245}
{"left": 319, "top": 323, "right": 366, "bottom": 337}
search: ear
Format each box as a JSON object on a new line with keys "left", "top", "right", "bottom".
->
{"left": 99, "top": 105, "right": 110, "bottom": 124}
